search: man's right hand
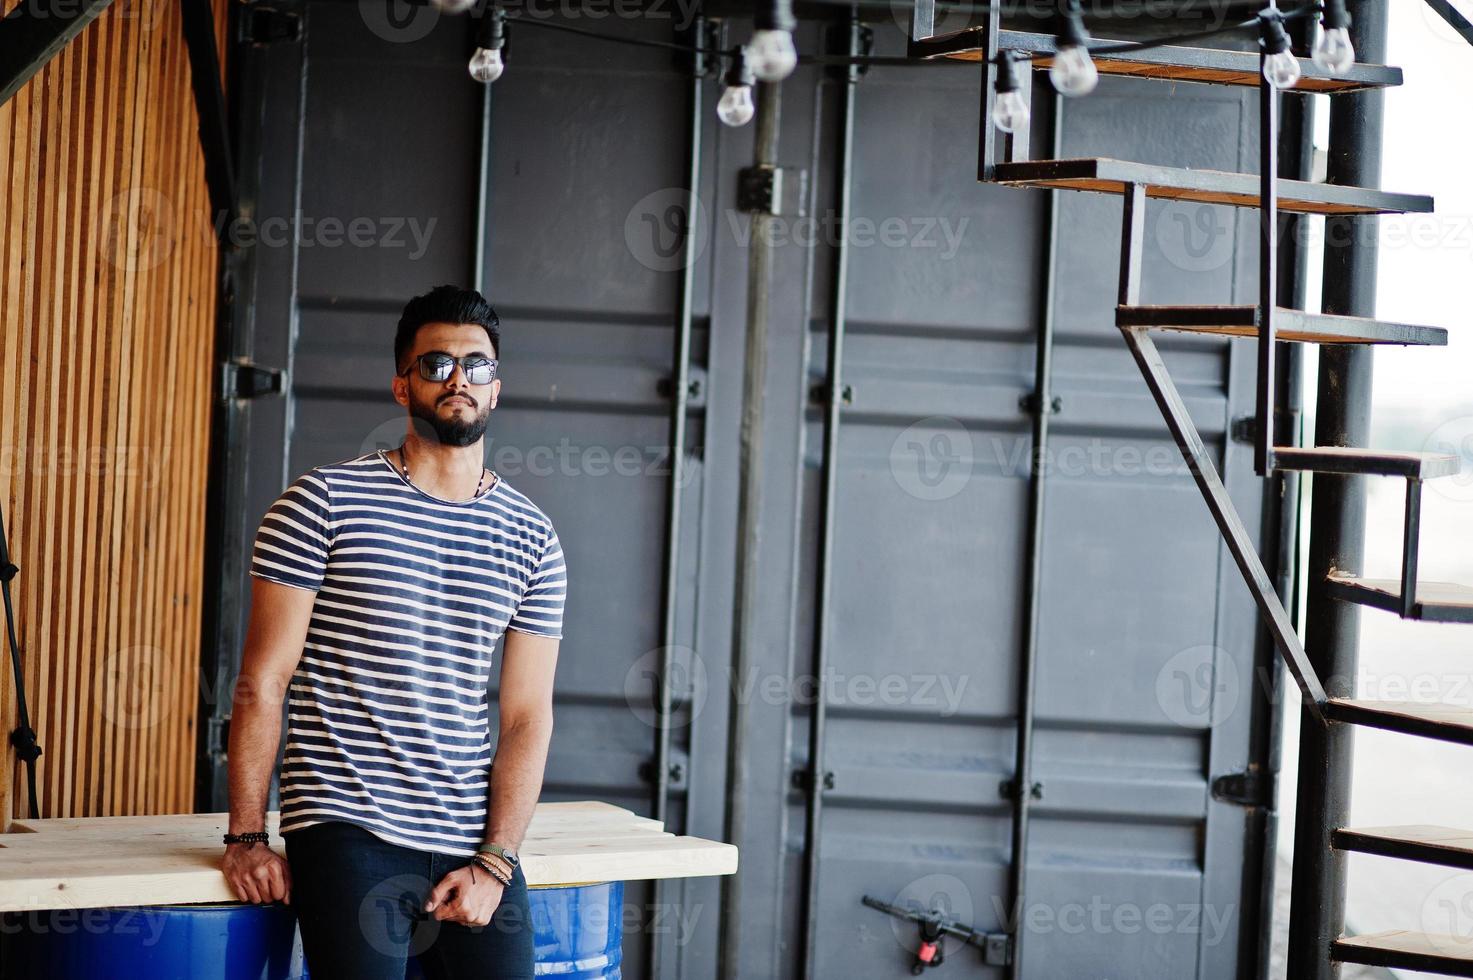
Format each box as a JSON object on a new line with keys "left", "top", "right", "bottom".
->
{"left": 222, "top": 843, "right": 292, "bottom": 905}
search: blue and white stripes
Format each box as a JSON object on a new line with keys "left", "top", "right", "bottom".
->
{"left": 249, "top": 450, "right": 566, "bottom": 855}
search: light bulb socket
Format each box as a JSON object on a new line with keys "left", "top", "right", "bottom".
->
{"left": 1259, "top": 10, "right": 1292, "bottom": 56}
{"left": 1056, "top": 0, "right": 1089, "bottom": 50}
{"left": 476, "top": 5, "right": 506, "bottom": 51}
{"left": 755, "top": 0, "right": 795, "bottom": 33}
{"left": 993, "top": 51, "right": 1021, "bottom": 93}
{"left": 1321, "top": 0, "right": 1351, "bottom": 31}
{"left": 724, "top": 47, "right": 754, "bottom": 88}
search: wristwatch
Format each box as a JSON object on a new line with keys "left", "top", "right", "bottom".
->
{"left": 477, "top": 842, "right": 519, "bottom": 868}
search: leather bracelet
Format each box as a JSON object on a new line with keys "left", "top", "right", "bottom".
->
{"left": 223, "top": 831, "right": 269, "bottom": 848}
{"left": 471, "top": 854, "right": 512, "bottom": 887}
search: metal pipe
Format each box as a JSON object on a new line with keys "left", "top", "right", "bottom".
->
{"left": 1004, "top": 83, "right": 1062, "bottom": 980}
{"left": 647, "top": 21, "right": 706, "bottom": 979}
{"left": 473, "top": 80, "right": 493, "bottom": 295}
{"left": 718, "top": 69, "right": 783, "bottom": 980}
{"left": 1286, "top": 0, "right": 1389, "bottom": 974}
{"left": 181, "top": 0, "right": 237, "bottom": 227}
{"left": 1255, "top": 7, "right": 1280, "bottom": 477}
{"left": 1254, "top": 49, "right": 1314, "bottom": 978}
{"left": 797, "top": 16, "right": 860, "bottom": 980}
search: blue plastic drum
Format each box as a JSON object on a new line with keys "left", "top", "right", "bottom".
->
{"left": 0, "top": 881, "right": 622, "bottom": 979}
{"left": 404, "top": 880, "right": 624, "bottom": 980}
{"left": 0, "top": 902, "right": 304, "bottom": 980}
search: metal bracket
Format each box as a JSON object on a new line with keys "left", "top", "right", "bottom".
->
{"left": 640, "top": 747, "right": 689, "bottom": 790}
{"left": 240, "top": 4, "right": 303, "bottom": 45}
{"left": 207, "top": 715, "right": 232, "bottom": 761}
{"left": 1211, "top": 768, "right": 1270, "bottom": 809}
{"left": 985, "top": 933, "right": 1012, "bottom": 967}
{"left": 809, "top": 382, "right": 853, "bottom": 407}
{"left": 791, "top": 768, "right": 835, "bottom": 792}
{"left": 1019, "top": 392, "right": 1061, "bottom": 416}
{"left": 657, "top": 366, "right": 706, "bottom": 407}
{"left": 999, "top": 779, "right": 1043, "bottom": 801}
{"left": 219, "top": 359, "right": 284, "bottom": 401}
{"left": 738, "top": 165, "right": 809, "bottom": 218}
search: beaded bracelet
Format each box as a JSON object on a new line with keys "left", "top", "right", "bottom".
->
{"left": 471, "top": 853, "right": 513, "bottom": 887}
{"left": 223, "top": 831, "right": 270, "bottom": 848}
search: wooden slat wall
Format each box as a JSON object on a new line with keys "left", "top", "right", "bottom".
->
{"left": 0, "top": 0, "right": 228, "bottom": 828}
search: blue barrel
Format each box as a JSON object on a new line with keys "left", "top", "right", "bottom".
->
{"left": 403, "top": 880, "right": 624, "bottom": 980}
{"left": 0, "top": 902, "right": 304, "bottom": 980}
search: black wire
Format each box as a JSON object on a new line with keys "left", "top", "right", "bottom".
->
{"left": 0, "top": 505, "right": 41, "bottom": 821}
{"left": 498, "top": 1, "right": 1326, "bottom": 72}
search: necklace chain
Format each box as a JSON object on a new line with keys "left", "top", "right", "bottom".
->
{"left": 395, "top": 443, "right": 492, "bottom": 500}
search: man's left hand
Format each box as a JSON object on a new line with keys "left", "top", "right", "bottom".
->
{"left": 424, "top": 864, "right": 505, "bottom": 926}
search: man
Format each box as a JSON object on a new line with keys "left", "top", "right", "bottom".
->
{"left": 222, "top": 285, "right": 566, "bottom": 979}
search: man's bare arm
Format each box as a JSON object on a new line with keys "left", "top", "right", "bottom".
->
{"left": 222, "top": 577, "right": 316, "bottom": 903}
{"left": 484, "top": 629, "right": 560, "bottom": 851}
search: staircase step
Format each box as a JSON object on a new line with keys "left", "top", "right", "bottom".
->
{"left": 1326, "top": 574, "right": 1473, "bottom": 623}
{"left": 991, "top": 158, "right": 1432, "bottom": 215}
{"left": 1334, "top": 930, "right": 1473, "bottom": 977}
{"left": 1271, "top": 447, "right": 1460, "bottom": 479}
{"left": 1334, "top": 825, "right": 1473, "bottom": 871}
{"left": 1116, "top": 305, "right": 1447, "bottom": 346}
{"left": 911, "top": 29, "right": 1403, "bottom": 94}
{"left": 1326, "top": 699, "right": 1473, "bottom": 745}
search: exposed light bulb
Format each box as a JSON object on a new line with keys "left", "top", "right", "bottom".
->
{"left": 747, "top": 29, "right": 797, "bottom": 82}
{"left": 1312, "top": 26, "right": 1355, "bottom": 74}
{"left": 992, "top": 89, "right": 1030, "bottom": 133}
{"left": 1049, "top": 44, "right": 1098, "bottom": 96}
{"left": 1262, "top": 49, "right": 1301, "bottom": 89}
{"left": 717, "top": 84, "right": 755, "bottom": 127}
{"left": 469, "top": 47, "right": 504, "bottom": 83}
{"left": 432, "top": 0, "right": 477, "bottom": 11}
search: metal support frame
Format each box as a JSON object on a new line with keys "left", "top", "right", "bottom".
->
{"left": 646, "top": 16, "right": 708, "bottom": 980}
{"left": 0, "top": 0, "right": 114, "bottom": 105}
{"left": 1003, "top": 87, "right": 1063, "bottom": 980}
{"left": 975, "top": 0, "right": 1003, "bottom": 182}
{"left": 796, "top": 17, "right": 861, "bottom": 980}
{"left": 1400, "top": 478, "right": 1423, "bottom": 619}
{"left": 1116, "top": 186, "right": 1327, "bottom": 721}
{"left": 181, "top": 0, "right": 237, "bottom": 225}
{"left": 1287, "top": 0, "right": 1389, "bottom": 970}
{"left": 1256, "top": 58, "right": 1279, "bottom": 477}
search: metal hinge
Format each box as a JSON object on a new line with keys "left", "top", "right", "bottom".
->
{"left": 240, "top": 4, "right": 303, "bottom": 45}
{"left": 999, "top": 778, "right": 1043, "bottom": 801}
{"left": 1211, "top": 768, "right": 1271, "bottom": 808}
{"left": 1231, "top": 408, "right": 1299, "bottom": 446}
{"left": 219, "top": 358, "right": 284, "bottom": 401}
{"left": 985, "top": 933, "right": 1013, "bottom": 967}
{"left": 791, "top": 768, "right": 835, "bottom": 792}
{"left": 738, "top": 165, "right": 808, "bottom": 217}
{"left": 208, "top": 715, "right": 231, "bottom": 760}
{"left": 639, "top": 748, "right": 689, "bottom": 790}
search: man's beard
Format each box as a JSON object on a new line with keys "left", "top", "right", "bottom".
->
{"left": 408, "top": 392, "right": 491, "bottom": 448}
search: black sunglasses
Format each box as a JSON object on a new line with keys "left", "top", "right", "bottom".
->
{"left": 400, "top": 351, "right": 498, "bottom": 386}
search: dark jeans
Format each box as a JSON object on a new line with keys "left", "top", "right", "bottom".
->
{"left": 284, "top": 820, "right": 534, "bottom": 980}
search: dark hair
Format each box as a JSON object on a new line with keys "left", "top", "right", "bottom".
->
{"left": 394, "top": 285, "right": 501, "bottom": 371}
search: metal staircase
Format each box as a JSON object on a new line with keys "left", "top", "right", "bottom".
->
{"left": 910, "top": 0, "right": 1473, "bottom": 976}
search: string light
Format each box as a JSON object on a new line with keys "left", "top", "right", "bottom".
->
{"left": 1259, "top": 10, "right": 1301, "bottom": 89}
{"left": 991, "top": 52, "right": 1030, "bottom": 134}
{"left": 1049, "top": 0, "right": 1098, "bottom": 96}
{"left": 432, "top": 0, "right": 477, "bottom": 12}
{"left": 1313, "top": 0, "right": 1355, "bottom": 73}
{"left": 718, "top": 49, "right": 757, "bottom": 127}
{"left": 748, "top": 0, "right": 798, "bottom": 81}
{"left": 469, "top": 5, "right": 507, "bottom": 83}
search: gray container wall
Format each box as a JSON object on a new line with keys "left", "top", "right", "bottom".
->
{"left": 209, "top": 5, "right": 1281, "bottom": 978}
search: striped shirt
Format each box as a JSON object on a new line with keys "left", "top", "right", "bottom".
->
{"left": 248, "top": 449, "right": 566, "bottom": 855}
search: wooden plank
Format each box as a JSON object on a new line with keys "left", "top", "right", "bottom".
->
{"left": 0, "top": 806, "right": 738, "bottom": 909}
{"left": 1334, "top": 825, "right": 1473, "bottom": 870}
{"left": 1334, "top": 930, "right": 1473, "bottom": 976}
{"left": 1117, "top": 305, "right": 1448, "bottom": 346}
{"left": 1326, "top": 574, "right": 1473, "bottom": 623}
